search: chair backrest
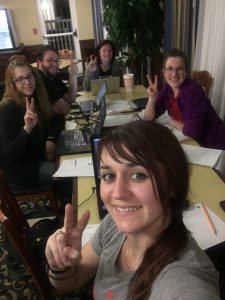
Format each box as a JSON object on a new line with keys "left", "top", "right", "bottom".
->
{"left": 191, "top": 70, "right": 213, "bottom": 96}
{"left": 0, "top": 209, "right": 54, "bottom": 299}
{"left": 0, "top": 171, "right": 29, "bottom": 232}
{"left": 8, "top": 54, "right": 26, "bottom": 63}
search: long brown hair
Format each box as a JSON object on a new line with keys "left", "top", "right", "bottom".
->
{"left": 2, "top": 60, "right": 52, "bottom": 124}
{"left": 99, "top": 120, "right": 190, "bottom": 299}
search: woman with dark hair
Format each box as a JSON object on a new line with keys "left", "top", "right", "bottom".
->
{"left": 83, "top": 39, "right": 121, "bottom": 91}
{"left": 144, "top": 48, "right": 225, "bottom": 150}
{"left": 45, "top": 120, "right": 220, "bottom": 299}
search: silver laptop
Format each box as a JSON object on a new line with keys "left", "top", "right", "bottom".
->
{"left": 91, "top": 76, "right": 120, "bottom": 95}
{"left": 79, "top": 80, "right": 108, "bottom": 114}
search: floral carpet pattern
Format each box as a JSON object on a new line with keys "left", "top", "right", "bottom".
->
{"left": 0, "top": 198, "right": 93, "bottom": 300}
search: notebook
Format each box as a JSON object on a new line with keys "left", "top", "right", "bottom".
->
{"left": 79, "top": 80, "right": 108, "bottom": 114}
{"left": 128, "top": 97, "right": 148, "bottom": 110}
{"left": 55, "top": 82, "right": 107, "bottom": 156}
{"left": 90, "top": 134, "right": 108, "bottom": 219}
{"left": 91, "top": 76, "right": 120, "bottom": 95}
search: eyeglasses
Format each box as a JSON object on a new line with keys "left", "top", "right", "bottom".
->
{"left": 13, "top": 73, "right": 35, "bottom": 84}
{"left": 43, "top": 59, "right": 62, "bottom": 65}
{"left": 164, "top": 67, "right": 185, "bottom": 74}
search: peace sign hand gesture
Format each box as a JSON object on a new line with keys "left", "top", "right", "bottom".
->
{"left": 87, "top": 54, "right": 97, "bottom": 72}
{"left": 23, "top": 97, "right": 38, "bottom": 134}
{"left": 146, "top": 74, "right": 159, "bottom": 98}
{"left": 45, "top": 204, "right": 90, "bottom": 270}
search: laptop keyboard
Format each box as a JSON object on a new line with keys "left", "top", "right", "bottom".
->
{"left": 56, "top": 128, "right": 92, "bottom": 155}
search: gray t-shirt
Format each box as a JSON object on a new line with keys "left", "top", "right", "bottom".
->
{"left": 92, "top": 214, "right": 220, "bottom": 300}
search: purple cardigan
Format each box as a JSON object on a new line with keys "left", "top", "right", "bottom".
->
{"left": 155, "top": 78, "right": 225, "bottom": 150}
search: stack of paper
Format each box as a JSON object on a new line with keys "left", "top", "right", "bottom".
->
{"left": 156, "top": 112, "right": 189, "bottom": 141}
{"left": 181, "top": 144, "right": 222, "bottom": 167}
{"left": 106, "top": 100, "right": 131, "bottom": 112}
{"left": 183, "top": 203, "right": 225, "bottom": 250}
{"left": 53, "top": 157, "right": 94, "bottom": 177}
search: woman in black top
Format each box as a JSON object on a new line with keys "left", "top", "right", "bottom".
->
{"left": 83, "top": 39, "right": 121, "bottom": 91}
{"left": 0, "top": 60, "right": 59, "bottom": 188}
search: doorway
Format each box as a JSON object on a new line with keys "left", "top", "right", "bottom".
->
{"left": 36, "top": 0, "right": 77, "bottom": 55}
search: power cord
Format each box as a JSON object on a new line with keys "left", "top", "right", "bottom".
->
{"left": 78, "top": 187, "right": 96, "bottom": 208}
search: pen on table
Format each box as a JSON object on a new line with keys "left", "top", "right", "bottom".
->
{"left": 200, "top": 203, "right": 217, "bottom": 235}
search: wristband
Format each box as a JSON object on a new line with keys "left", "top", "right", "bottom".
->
{"left": 47, "top": 264, "right": 70, "bottom": 274}
{"left": 46, "top": 264, "right": 77, "bottom": 280}
{"left": 46, "top": 136, "right": 55, "bottom": 142}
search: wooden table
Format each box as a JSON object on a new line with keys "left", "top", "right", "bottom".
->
{"left": 77, "top": 85, "right": 148, "bottom": 102}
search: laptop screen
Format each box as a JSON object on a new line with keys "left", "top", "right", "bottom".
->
{"left": 91, "top": 135, "right": 108, "bottom": 219}
{"left": 94, "top": 84, "right": 107, "bottom": 135}
{"left": 95, "top": 81, "right": 108, "bottom": 106}
{"left": 91, "top": 77, "right": 119, "bottom": 96}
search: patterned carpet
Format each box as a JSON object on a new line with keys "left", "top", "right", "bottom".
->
{"left": 0, "top": 198, "right": 93, "bottom": 300}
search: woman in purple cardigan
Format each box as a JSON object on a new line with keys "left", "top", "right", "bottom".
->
{"left": 144, "top": 48, "right": 225, "bottom": 150}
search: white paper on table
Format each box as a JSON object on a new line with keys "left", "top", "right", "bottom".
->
{"left": 65, "top": 120, "right": 77, "bottom": 130}
{"left": 106, "top": 100, "right": 131, "bottom": 112}
{"left": 156, "top": 112, "right": 170, "bottom": 125}
{"left": 53, "top": 157, "right": 94, "bottom": 177}
{"left": 183, "top": 203, "right": 225, "bottom": 250}
{"left": 104, "top": 114, "right": 137, "bottom": 127}
{"left": 181, "top": 144, "right": 222, "bottom": 167}
{"left": 155, "top": 112, "right": 189, "bottom": 141}
{"left": 166, "top": 125, "right": 189, "bottom": 141}
{"left": 82, "top": 224, "right": 100, "bottom": 246}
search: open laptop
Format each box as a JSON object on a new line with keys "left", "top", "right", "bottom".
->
{"left": 91, "top": 134, "right": 108, "bottom": 219}
{"left": 91, "top": 76, "right": 120, "bottom": 96}
{"left": 55, "top": 82, "right": 107, "bottom": 155}
{"left": 78, "top": 81, "right": 108, "bottom": 114}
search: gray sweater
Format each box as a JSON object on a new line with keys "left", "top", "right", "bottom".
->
{"left": 92, "top": 214, "right": 220, "bottom": 300}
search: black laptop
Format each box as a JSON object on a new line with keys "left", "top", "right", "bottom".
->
{"left": 90, "top": 134, "right": 108, "bottom": 219}
{"left": 128, "top": 97, "right": 148, "bottom": 110}
{"left": 55, "top": 82, "right": 107, "bottom": 155}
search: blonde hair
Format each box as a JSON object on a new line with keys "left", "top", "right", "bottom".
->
{"left": 2, "top": 60, "right": 52, "bottom": 123}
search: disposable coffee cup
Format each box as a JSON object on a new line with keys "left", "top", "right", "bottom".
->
{"left": 123, "top": 73, "right": 134, "bottom": 93}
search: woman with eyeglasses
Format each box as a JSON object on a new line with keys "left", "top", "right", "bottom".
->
{"left": 0, "top": 60, "right": 60, "bottom": 188}
{"left": 144, "top": 48, "right": 225, "bottom": 150}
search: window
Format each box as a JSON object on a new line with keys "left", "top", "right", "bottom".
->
{"left": 0, "top": 9, "right": 19, "bottom": 51}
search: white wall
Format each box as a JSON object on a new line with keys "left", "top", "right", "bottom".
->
{"left": 0, "top": 0, "right": 95, "bottom": 46}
